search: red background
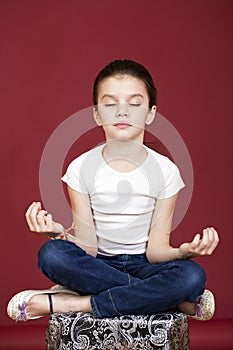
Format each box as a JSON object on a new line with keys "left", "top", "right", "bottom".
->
{"left": 1, "top": 0, "right": 232, "bottom": 329}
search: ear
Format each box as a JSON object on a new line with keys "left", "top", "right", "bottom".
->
{"left": 145, "top": 105, "right": 157, "bottom": 125}
{"left": 93, "top": 107, "right": 102, "bottom": 126}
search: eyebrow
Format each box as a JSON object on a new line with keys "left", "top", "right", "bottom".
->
{"left": 100, "top": 93, "right": 145, "bottom": 100}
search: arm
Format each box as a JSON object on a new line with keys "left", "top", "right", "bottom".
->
{"left": 146, "top": 193, "right": 219, "bottom": 263}
{"left": 67, "top": 186, "right": 98, "bottom": 257}
{"left": 25, "top": 188, "right": 98, "bottom": 257}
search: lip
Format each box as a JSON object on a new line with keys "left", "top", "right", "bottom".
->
{"left": 114, "top": 123, "right": 132, "bottom": 129}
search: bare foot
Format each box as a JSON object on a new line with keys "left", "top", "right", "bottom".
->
{"left": 178, "top": 301, "right": 197, "bottom": 316}
{"left": 26, "top": 293, "right": 91, "bottom": 319}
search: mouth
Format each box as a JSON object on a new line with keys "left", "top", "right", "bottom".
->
{"left": 114, "top": 123, "right": 132, "bottom": 129}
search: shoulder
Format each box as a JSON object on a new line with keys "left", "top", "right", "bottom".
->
{"left": 145, "top": 146, "right": 179, "bottom": 172}
{"left": 62, "top": 144, "right": 105, "bottom": 192}
{"left": 144, "top": 146, "right": 185, "bottom": 198}
{"left": 67, "top": 144, "right": 105, "bottom": 171}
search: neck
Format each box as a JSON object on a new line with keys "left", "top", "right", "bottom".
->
{"left": 103, "top": 139, "right": 147, "bottom": 172}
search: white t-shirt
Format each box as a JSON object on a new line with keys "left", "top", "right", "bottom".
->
{"left": 62, "top": 144, "right": 185, "bottom": 255}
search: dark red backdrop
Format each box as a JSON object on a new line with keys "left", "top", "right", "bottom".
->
{"left": 1, "top": 0, "right": 232, "bottom": 327}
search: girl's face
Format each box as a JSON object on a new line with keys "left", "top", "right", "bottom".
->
{"left": 93, "top": 75, "right": 156, "bottom": 143}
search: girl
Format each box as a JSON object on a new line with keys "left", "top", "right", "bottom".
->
{"left": 7, "top": 59, "right": 219, "bottom": 322}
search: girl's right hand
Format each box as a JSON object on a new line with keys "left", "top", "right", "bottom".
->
{"left": 25, "top": 202, "right": 64, "bottom": 236}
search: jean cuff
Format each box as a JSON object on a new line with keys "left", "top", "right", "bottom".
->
{"left": 90, "top": 290, "right": 123, "bottom": 318}
{"left": 90, "top": 295, "right": 102, "bottom": 318}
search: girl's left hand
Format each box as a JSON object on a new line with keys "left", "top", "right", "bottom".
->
{"left": 179, "top": 227, "right": 219, "bottom": 259}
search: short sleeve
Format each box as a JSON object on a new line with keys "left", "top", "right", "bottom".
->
{"left": 157, "top": 158, "right": 185, "bottom": 199}
{"left": 61, "top": 155, "right": 88, "bottom": 194}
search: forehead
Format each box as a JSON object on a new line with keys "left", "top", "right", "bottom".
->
{"left": 98, "top": 75, "right": 148, "bottom": 100}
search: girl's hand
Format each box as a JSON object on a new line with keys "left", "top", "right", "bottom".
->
{"left": 179, "top": 227, "right": 219, "bottom": 259}
{"left": 25, "top": 202, "right": 64, "bottom": 236}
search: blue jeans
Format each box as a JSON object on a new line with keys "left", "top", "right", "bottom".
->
{"left": 38, "top": 240, "right": 206, "bottom": 318}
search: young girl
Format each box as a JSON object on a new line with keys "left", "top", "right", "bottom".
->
{"left": 7, "top": 59, "right": 219, "bottom": 322}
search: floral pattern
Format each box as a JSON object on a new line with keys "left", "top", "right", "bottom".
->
{"left": 46, "top": 312, "right": 189, "bottom": 350}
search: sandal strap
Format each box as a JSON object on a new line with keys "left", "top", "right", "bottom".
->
{"left": 196, "top": 296, "right": 202, "bottom": 317}
{"left": 48, "top": 294, "right": 54, "bottom": 314}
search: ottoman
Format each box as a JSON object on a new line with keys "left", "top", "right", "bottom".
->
{"left": 46, "top": 311, "right": 190, "bottom": 350}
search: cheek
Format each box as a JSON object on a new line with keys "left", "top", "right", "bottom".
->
{"left": 97, "top": 106, "right": 118, "bottom": 125}
{"left": 128, "top": 107, "right": 148, "bottom": 128}
{"left": 100, "top": 114, "right": 116, "bottom": 125}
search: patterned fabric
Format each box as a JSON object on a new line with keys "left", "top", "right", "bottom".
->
{"left": 46, "top": 311, "right": 189, "bottom": 350}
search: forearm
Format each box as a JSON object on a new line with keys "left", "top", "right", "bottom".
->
{"left": 67, "top": 187, "right": 98, "bottom": 256}
{"left": 146, "top": 244, "right": 187, "bottom": 263}
{"left": 69, "top": 222, "right": 98, "bottom": 257}
{"left": 46, "top": 221, "right": 98, "bottom": 257}
{"left": 68, "top": 235, "right": 98, "bottom": 257}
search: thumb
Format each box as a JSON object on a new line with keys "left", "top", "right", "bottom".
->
{"left": 53, "top": 222, "right": 64, "bottom": 234}
{"left": 191, "top": 233, "right": 201, "bottom": 248}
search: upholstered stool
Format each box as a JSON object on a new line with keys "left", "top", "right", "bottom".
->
{"left": 46, "top": 311, "right": 189, "bottom": 350}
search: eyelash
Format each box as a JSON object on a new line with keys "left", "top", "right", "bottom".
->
{"left": 104, "top": 103, "right": 141, "bottom": 107}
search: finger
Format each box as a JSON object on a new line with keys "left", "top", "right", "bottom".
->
{"left": 27, "top": 202, "right": 43, "bottom": 231}
{"left": 45, "top": 213, "right": 54, "bottom": 232}
{"left": 199, "top": 227, "right": 217, "bottom": 255}
{"left": 25, "top": 202, "right": 36, "bottom": 217}
{"left": 213, "top": 228, "right": 219, "bottom": 243}
{"left": 25, "top": 202, "right": 38, "bottom": 221}
{"left": 197, "top": 228, "right": 210, "bottom": 255}
{"left": 192, "top": 233, "right": 200, "bottom": 244}
{"left": 203, "top": 228, "right": 210, "bottom": 243}
{"left": 37, "top": 210, "right": 49, "bottom": 232}
{"left": 207, "top": 227, "right": 214, "bottom": 246}
{"left": 25, "top": 201, "right": 41, "bottom": 215}
{"left": 207, "top": 228, "right": 220, "bottom": 254}
{"left": 190, "top": 230, "right": 207, "bottom": 255}
{"left": 25, "top": 202, "right": 40, "bottom": 230}
{"left": 191, "top": 233, "right": 201, "bottom": 250}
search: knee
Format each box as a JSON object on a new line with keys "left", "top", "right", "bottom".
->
{"left": 38, "top": 240, "right": 72, "bottom": 273}
{"left": 181, "top": 260, "right": 206, "bottom": 293}
{"left": 38, "top": 240, "right": 58, "bottom": 272}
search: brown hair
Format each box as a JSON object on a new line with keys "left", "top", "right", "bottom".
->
{"left": 93, "top": 59, "right": 157, "bottom": 109}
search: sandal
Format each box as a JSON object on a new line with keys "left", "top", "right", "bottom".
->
{"left": 7, "top": 285, "right": 79, "bottom": 322}
{"left": 191, "top": 289, "right": 215, "bottom": 321}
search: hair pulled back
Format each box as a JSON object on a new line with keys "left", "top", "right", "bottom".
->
{"left": 93, "top": 59, "right": 157, "bottom": 109}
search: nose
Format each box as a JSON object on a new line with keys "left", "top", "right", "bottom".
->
{"left": 116, "top": 103, "right": 129, "bottom": 118}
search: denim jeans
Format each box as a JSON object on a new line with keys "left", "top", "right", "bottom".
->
{"left": 38, "top": 240, "right": 206, "bottom": 318}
